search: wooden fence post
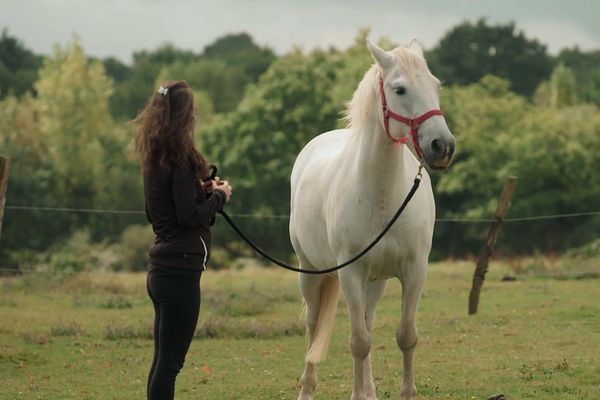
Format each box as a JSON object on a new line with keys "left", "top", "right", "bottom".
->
{"left": 0, "top": 156, "right": 10, "bottom": 241}
{"left": 468, "top": 176, "right": 517, "bottom": 315}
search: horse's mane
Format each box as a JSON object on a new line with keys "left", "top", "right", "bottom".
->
{"left": 344, "top": 45, "right": 427, "bottom": 131}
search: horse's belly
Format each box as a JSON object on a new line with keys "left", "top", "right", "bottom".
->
{"left": 365, "top": 237, "right": 416, "bottom": 281}
{"left": 332, "top": 201, "right": 433, "bottom": 281}
{"left": 367, "top": 264, "right": 397, "bottom": 281}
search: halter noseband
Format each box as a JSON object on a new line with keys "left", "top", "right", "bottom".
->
{"left": 378, "top": 73, "right": 444, "bottom": 159}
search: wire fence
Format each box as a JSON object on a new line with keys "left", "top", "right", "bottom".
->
{"left": 5, "top": 205, "right": 600, "bottom": 223}
{"left": 0, "top": 204, "right": 600, "bottom": 275}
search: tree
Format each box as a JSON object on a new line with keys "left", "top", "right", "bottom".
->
{"left": 0, "top": 39, "right": 144, "bottom": 263}
{"left": 434, "top": 75, "right": 528, "bottom": 249}
{"left": 505, "top": 103, "right": 600, "bottom": 251}
{"left": 201, "top": 33, "right": 276, "bottom": 82}
{"left": 102, "top": 56, "right": 132, "bottom": 83}
{"left": 588, "top": 68, "right": 600, "bottom": 105}
{"left": 328, "top": 28, "right": 380, "bottom": 127}
{"left": 133, "top": 43, "right": 198, "bottom": 65}
{"left": 35, "top": 39, "right": 143, "bottom": 237}
{"left": 109, "top": 35, "right": 276, "bottom": 120}
{"left": 156, "top": 59, "right": 248, "bottom": 114}
{"left": 0, "top": 94, "right": 56, "bottom": 255}
{"left": 155, "top": 61, "right": 220, "bottom": 125}
{"left": 557, "top": 47, "right": 600, "bottom": 105}
{"left": 432, "top": 75, "right": 600, "bottom": 256}
{"left": 0, "top": 29, "right": 43, "bottom": 98}
{"left": 36, "top": 39, "right": 113, "bottom": 202}
{"left": 198, "top": 49, "right": 340, "bottom": 257}
{"left": 108, "top": 44, "right": 199, "bottom": 120}
{"left": 201, "top": 49, "right": 339, "bottom": 214}
{"left": 534, "top": 64, "right": 577, "bottom": 108}
{"left": 551, "top": 64, "right": 577, "bottom": 108}
{"left": 109, "top": 57, "right": 163, "bottom": 120}
{"left": 427, "top": 19, "right": 553, "bottom": 97}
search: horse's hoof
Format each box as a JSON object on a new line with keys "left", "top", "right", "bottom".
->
{"left": 297, "top": 392, "right": 313, "bottom": 400}
{"left": 400, "top": 384, "right": 417, "bottom": 399}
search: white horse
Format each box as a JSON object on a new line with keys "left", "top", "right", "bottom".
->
{"left": 289, "top": 40, "right": 455, "bottom": 400}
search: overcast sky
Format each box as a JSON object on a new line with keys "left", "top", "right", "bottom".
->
{"left": 2, "top": 0, "right": 599, "bottom": 63}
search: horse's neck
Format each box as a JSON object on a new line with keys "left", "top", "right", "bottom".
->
{"left": 347, "top": 123, "right": 408, "bottom": 197}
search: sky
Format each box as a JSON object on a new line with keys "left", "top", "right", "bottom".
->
{"left": 2, "top": 0, "right": 599, "bottom": 63}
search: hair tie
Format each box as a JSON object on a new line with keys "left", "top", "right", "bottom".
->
{"left": 157, "top": 86, "right": 169, "bottom": 96}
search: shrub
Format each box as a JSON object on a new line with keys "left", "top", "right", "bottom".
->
{"left": 104, "top": 321, "right": 153, "bottom": 340}
{"left": 195, "top": 317, "right": 304, "bottom": 339}
{"left": 35, "top": 230, "right": 119, "bottom": 274}
{"left": 22, "top": 332, "right": 51, "bottom": 345}
{"left": 566, "top": 238, "right": 600, "bottom": 258}
{"left": 51, "top": 321, "right": 84, "bottom": 337}
{"left": 99, "top": 295, "right": 132, "bottom": 309}
{"left": 118, "top": 224, "right": 154, "bottom": 271}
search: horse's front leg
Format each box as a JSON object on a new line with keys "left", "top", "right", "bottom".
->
{"left": 297, "top": 273, "right": 323, "bottom": 400}
{"left": 340, "top": 268, "right": 370, "bottom": 400}
{"left": 396, "top": 262, "right": 427, "bottom": 399}
{"left": 364, "top": 280, "right": 387, "bottom": 400}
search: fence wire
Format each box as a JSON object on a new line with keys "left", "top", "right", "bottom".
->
{"left": 5, "top": 205, "right": 600, "bottom": 223}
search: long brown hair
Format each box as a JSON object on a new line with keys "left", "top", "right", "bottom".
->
{"left": 133, "top": 80, "right": 208, "bottom": 178}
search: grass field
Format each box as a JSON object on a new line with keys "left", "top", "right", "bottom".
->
{"left": 1, "top": 260, "right": 599, "bottom": 399}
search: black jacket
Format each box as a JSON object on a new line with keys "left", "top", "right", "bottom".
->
{"left": 144, "top": 164, "right": 226, "bottom": 270}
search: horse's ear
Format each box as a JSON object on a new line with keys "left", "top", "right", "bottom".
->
{"left": 366, "top": 40, "right": 394, "bottom": 69}
{"left": 409, "top": 39, "right": 424, "bottom": 58}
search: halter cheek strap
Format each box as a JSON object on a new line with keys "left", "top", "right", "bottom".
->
{"left": 378, "top": 74, "right": 444, "bottom": 160}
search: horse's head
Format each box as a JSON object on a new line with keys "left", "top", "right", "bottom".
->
{"left": 367, "top": 40, "right": 455, "bottom": 170}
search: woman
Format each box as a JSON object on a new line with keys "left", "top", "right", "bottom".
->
{"left": 133, "top": 80, "right": 232, "bottom": 400}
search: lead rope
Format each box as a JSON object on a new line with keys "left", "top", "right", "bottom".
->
{"left": 215, "top": 163, "right": 424, "bottom": 275}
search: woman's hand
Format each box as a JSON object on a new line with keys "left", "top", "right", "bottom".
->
{"left": 215, "top": 180, "right": 232, "bottom": 203}
{"left": 202, "top": 180, "right": 216, "bottom": 193}
{"left": 204, "top": 177, "right": 232, "bottom": 203}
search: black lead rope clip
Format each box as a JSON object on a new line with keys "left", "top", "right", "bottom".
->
{"left": 203, "top": 165, "right": 219, "bottom": 207}
{"left": 204, "top": 165, "right": 218, "bottom": 182}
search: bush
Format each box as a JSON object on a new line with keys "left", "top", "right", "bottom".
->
{"left": 118, "top": 224, "right": 154, "bottom": 271}
{"left": 99, "top": 295, "right": 132, "bottom": 309}
{"left": 21, "top": 226, "right": 152, "bottom": 274}
{"left": 566, "top": 238, "right": 600, "bottom": 258}
{"left": 104, "top": 321, "right": 153, "bottom": 340}
{"left": 195, "top": 317, "right": 304, "bottom": 339}
{"left": 51, "top": 321, "right": 84, "bottom": 337}
{"left": 36, "top": 230, "right": 119, "bottom": 275}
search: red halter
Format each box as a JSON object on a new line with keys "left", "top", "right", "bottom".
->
{"left": 378, "top": 73, "right": 444, "bottom": 159}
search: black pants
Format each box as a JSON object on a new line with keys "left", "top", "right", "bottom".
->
{"left": 146, "top": 264, "right": 202, "bottom": 400}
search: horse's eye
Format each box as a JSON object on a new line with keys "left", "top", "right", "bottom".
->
{"left": 394, "top": 86, "right": 406, "bottom": 95}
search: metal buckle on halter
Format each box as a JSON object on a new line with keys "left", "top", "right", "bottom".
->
{"left": 416, "top": 160, "right": 424, "bottom": 180}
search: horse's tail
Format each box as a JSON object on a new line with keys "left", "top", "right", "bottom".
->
{"left": 306, "top": 275, "right": 340, "bottom": 364}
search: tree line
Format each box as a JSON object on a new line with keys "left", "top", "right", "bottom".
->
{"left": 1, "top": 20, "right": 599, "bottom": 269}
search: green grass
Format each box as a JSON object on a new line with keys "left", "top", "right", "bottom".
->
{"left": 1, "top": 261, "right": 599, "bottom": 399}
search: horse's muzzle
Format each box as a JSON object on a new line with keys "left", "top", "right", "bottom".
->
{"left": 427, "top": 136, "right": 455, "bottom": 170}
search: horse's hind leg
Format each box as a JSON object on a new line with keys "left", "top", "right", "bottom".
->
{"left": 396, "top": 262, "right": 427, "bottom": 399}
{"left": 297, "top": 272, "right": 323, "bottom": 400}
{"left": 364, "top": 280, "right": 387, "bottom": 400}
